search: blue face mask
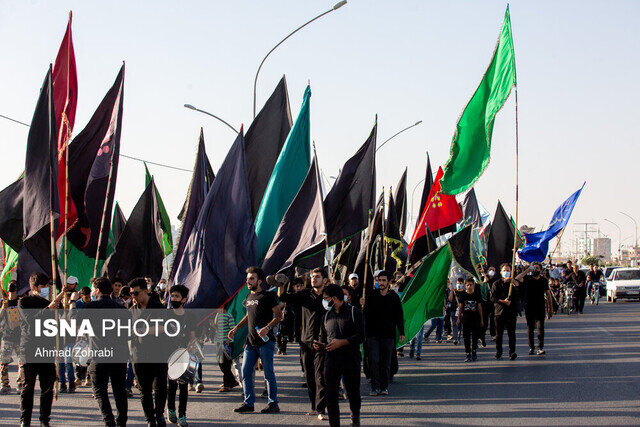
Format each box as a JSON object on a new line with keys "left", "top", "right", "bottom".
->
{"left": 39, "top": 286, "right": 50, "bottom": 299}
{"left": 374, "top": 281, "right": 380, "bottom": 289}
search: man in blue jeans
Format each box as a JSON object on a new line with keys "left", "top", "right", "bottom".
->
{"left": 229, "top": 266, "right": 283, "bottom": 414}
{"left": 410, "top": 317, "right": 443, "bottom": 360}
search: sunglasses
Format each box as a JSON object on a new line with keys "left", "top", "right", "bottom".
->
{"left": 131, "top": 291, "right": 144, "bottom": 297}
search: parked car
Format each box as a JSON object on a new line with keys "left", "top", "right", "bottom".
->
{"left": 606, "top": 268, "right": 640, "bottom": 302}
{"left": 604, "top": 266, "right": 622, "bottom": 280}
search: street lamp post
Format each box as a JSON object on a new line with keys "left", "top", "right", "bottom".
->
{"left": 252, "top": 1, "right": 348, "bottom": 118}
{"left": 183, "top": 104, "right": 239, "bottom": 134}
{"left": 410, "top": 177, "right": 425, "bottom": 226}
{"left": 604, "top": 219, "right": 622, "bottom": 262}
{"left": 619, "top": 211, "right": 638, "bottom": 264}
{"left": 376, "top": 121, "right": 423, "bottom": 153}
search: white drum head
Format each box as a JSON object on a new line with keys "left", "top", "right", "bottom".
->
{"left": 168, "top": 348, "right": 190, "bottom": 380}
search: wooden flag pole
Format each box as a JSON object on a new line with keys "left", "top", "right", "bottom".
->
{"left": 161, "top": 238, "right": 170, "bottom": 281}
{"left": 93, "top": 159, "right": 115, "bottom": 277}
{"left": 509, "top": 85, "right": 520, "bottom": 297}
{"left": 547, "top": 227, "right": 566, "bottom": 264}
{"left": 362, "top": 209, "right": 373, "bottom": 309}
{"left": 63, "top": 115, "right": 71, "bottom": 290}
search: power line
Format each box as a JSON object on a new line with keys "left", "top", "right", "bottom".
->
{"left": 0, "top": 112, "right": 192, "bottom": 173}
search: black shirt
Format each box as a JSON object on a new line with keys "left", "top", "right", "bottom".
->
{"left": 458, "top": 292, "right": 481, "bottom": 323}
{"left": 19, "top": 294, "right": 55, "bottom": 363}
{"left": 130, "top": 297, "right": 168, "bottom": 364}
{"left": 80, "top": 295, "right": 130, "bottom": 363}
{"left": 243, "top": 290, "right": 279, "bottom": 347}
{"left": 363, "top": 289, "right": 404, "bottom": 339}
{"left": 279, "top": 288, "right": 325, "bottom": 344}
{"left": 587, "top": 270, "right": 604, "bottom": 282}
{"left": 319, "top": 303, "right": 364, "bottom": 370}
{"left": 491, "top": 279, "right": 518, "bottom": 317}
{"left": 520, "top": 276, "right": 549, "bottom": 310}
{"left": 166, "top": 309, "right": 197, "bottom": 349}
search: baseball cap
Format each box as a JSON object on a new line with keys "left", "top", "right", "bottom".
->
{"left": 67, "top": 276, "right": 79, "bottom": 285}
{"left": 348, "top": 273, "right": 359, "bottom": 280}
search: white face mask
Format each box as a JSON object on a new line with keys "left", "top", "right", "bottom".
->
{"left": 456, "top": 283, "right": 464, "bottom": 291}
{"left": 38, "top": 286, "right": 50, "bottom": 299}
{"left": 501, "top": 271, "right": 511, "bottom": 279}
{"left": 487, "top": 270, "right": 495, "bottom": 278}
{"left": 322, "top": 299, "right": 333, "bottom": 311}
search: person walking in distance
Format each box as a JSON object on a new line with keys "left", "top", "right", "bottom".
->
{"left": 229, "top": 267, "right": 282, "bottom": 414}
{"left": 457, "top": 278, "right": 484, "bottom": 362}
{"left": 491, "top": 264, "right": 519, "bottom": 360}
{"left": 516, "top": 263, "right": 553, "bottom": 356}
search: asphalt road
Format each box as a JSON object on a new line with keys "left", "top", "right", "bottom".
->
{"left": 1, "top": 300, "right": 639, "bottom": 426}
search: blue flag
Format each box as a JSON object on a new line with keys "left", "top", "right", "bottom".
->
{"left": 518, "top": 183, "right": 585, "bottom": 262}
{"left": 173, "top": 129, "right": 258, "bottom": 308}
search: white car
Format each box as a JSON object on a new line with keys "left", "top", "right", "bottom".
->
{"left": 606, "top": 268, "right": 640, "bottom": 302}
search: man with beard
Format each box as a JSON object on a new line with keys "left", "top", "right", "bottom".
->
{"left": 278, "top": 268, "right": 329, "bottom": 420}
{"left": 363, "top": 270, "right": 404, "bottom": 396}
{"left": 229, "top": 267, "right": 282, "bottom": 414}
{"left": 516, "top": 263, "right": 553, "bottom": 356}
{"left": 491, "top": 264, "right": 519, "bottom": 360}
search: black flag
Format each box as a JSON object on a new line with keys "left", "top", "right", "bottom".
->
{"left": 407, "top": 222, "right": 437, "bottom": 266}
{"left": 417, "top": 153, "right": 434, "bottom": 219}
{"left": 385, "top": 190, "right": 404, "bottom": 272}
{"left": 461, "top": 188, "right": 483, "bottom": 229}
{"left": 0, "top": 176, "right": 25, "bottom": 251}
{"left": 172, "top": 130, "right": 258, "bottom": 308}
{"left": 393, "top": 168, "right": 408, "bottom": 237}
{"left": 448, "top": 224, "right": 478, "bottom": 278}
{"left": 67, "top": 65, "right": 124, "bottom": 260}
{"left": 324, "top": 122, "right": 377, "bottom": 246}
{"left": 353, "top": 192, "right": 384, "bottom": 283}
{"left": 23, "top": 67, "right": 59, "bottom": 277}
{"left": 170, "top": 129, "right": 215, "bottom": 282}
{"left": 486, "top": 201, "right": 520, "bottom": 270}
{"left": 111, "top": 202, "right": 127, "bottom": 248}
{"left": 107, "top": 178, "right": 164, "bottom": 283}
{"left": 262, "top": 154, "right": 326, "bottom": 275}
{"left": 245, "top": 76, "right": 293, "bottom": 219}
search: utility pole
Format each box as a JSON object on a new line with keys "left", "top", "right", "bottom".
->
{"left": 574, "top": 222, "right": 598, "bottom": 260}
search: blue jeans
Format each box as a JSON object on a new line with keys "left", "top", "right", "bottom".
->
{"left": 410, "top": 326, "right": 425, "bottom": 356}
{"left": 126, "top": 362, "right": 134, "bottom": 388}
{"left": 426, "top": 317, "right": 443, "bottom": 341}
{"left": 58, "top": 343, "right": 74, "bottom": 385}
{"left": 241, "top": 340, "right": 277, "bottom": 406}
{"left": 450, "top": 315, "right": 461, "bottom": 341}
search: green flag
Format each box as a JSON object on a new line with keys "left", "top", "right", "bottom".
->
{"left": 145, "top": 163, "right": 173, "bottom": 256}
{"left": 58, "top": 242, "right": 106, "bottom": 289}
{"left": 398, "top": 244, "right": 452, "bottom": 347}
{"left": 440, "top": 6, "right": 516, "bottom": 195}
{"left": 229, "top": 86, "right": 311, "bottom": 358}
{"left": 1, "top": 241, "right": 18, "bottom": 293}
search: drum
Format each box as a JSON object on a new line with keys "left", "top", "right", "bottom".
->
{"left": 167, "top": 347, "right": 199, "bottom": 384}
{"left": 72, "top": 338, "right": 91, "bottom": 367}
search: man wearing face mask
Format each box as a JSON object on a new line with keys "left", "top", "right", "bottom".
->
{"left": 491, "top": 264, "right": 519, "bottom": 360}
{"left": 516, "top": 262, "right": 553, "bottom": 356}
{"left": 277, "top": 267, "right": 328, "bottom": 419}
{"left": 19, "top": 272, "right": 73, "bottom": 427}
{"left": 1, "top": 281, "right": 23, "bottom": 394}
{"left": 363, "top": 270, "right": 404, "bottom": 396}
{"left": 480, "top": 267, "right": 496, "bottom": 345}
{"left": 314, "top": 284, "right": 364, "bottom": 427}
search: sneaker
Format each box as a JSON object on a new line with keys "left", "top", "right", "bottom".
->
{"left": 59, "top": 383, "right": 68, "bottom": 393}
{"left": 306, "top": 410, "right": 318, "bottom": 416}
{"left": 379, "top": 389, "right": 388, "bottom": 395}
{"left": 471, "top": 351, "right": 477, "bottom": 361}
{"left": 480, "top": 339, "right": 486, "bottom": 348}
{"left": 218, "top": 386, "right": 233, "bottom": 393}
{"left": 0, "top": 385, "right": 11, "bottom": 394}
{"left": 260, "top": 403, "right": 280, "bottom": 414}
{"left": 509, "top": 353, "right": 518, "bottom": 361}
{"left": 68, "top": 384, "right": 76, "bottom": 394}
{"left": 167, "top": 409, "right": 178, "bottom": 423}
{"left": 195, "top": 383, "right": 204, "bottom": 393}
{"left": 529, "top": 348, "right": 534, "bottom": 355}
{"left": 234, "top": 404, "right": 254, "bottom": 413}
{"left": 177, "top": 415, "right": 189, "bottom": 427}
{"left": 464, "top": 354, "right": 472, "bottom": 362}
{"left": 537, "top": 349, "right": 546, "bottom": 355}
{"left": 369, "top": 389, "right": 379, "bottom": 396}
{"left": 416, "top": 355, "right": 422, "bottom": 361}
{"left": 317, "top": 412, "right": 328, "bottom": 421}
{"left": 495, "top": 352, "right": 502, "bottom": 360}
{"left": 447, "top": 334, "right": 453, "bottom": 340}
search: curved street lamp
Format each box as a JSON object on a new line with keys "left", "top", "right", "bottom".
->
{"left": 604, "top": 218, "right": 622, "bottom": 261}
{"left": 376, "top": 121, "right": 423, "bottom": 153}
{"left": 252, "top": 1, "right": 348, "bottom": 118}
{"left": 183, "top": 104, "right": 239, "bottom": 134}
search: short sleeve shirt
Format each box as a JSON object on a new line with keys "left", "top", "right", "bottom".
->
{"left": 243, "top": 290, "right": 278, "bottom": 346}
{"left": 459, "top": 292, "right": 482, "bottom": 323}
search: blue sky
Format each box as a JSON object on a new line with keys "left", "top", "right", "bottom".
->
{"left": 0, "top": 0, "right": 638, "bottom": 258}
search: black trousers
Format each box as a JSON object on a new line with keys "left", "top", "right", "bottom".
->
{"left": 325, "top": 365, "right": 361, "bottom": 427}
{"left": 367, "top": 337, "right": 394, "bottom": 391}
{"left": 89, "top": 362, "right": 128, "bottom": 427}
{"left": 462, "top": 320, "right": 480, "bottom": 354}
{"left": 167, "top": 379, "right": 188, "bottom": 417}
{"left": 133, "top": 363, "right": 168, "bottom": 423}
{"left": 219, "top": 356, "right": 236, "bottom": 388}
{"left": 20, "top": 363, "right": 56, "bottom": 425}
{"left": 495, "top": 314, "right": 517, "bottom": 355}
{"left": 575, "top": 290, "right": 586, "bottom": 313}
{"left": 525, "top": 308, "right": 545, "bottom": 350}
{"left": 300, "top": 342, "right": 326, "bottom": 412}
{"left": 444, "top": 308, "right": 452, "bottom": 334}
{"left": 481, "top": 302, "right": 495, "bottom": 339}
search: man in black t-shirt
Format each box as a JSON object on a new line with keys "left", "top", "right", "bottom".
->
{"left": 586, "top": 264, "right": 604, "bottom": 302}
{"left": 457, "top": 278, "right": 484, "bottom": 362}
{"left": 570, "top": 265, "right": 587, "bottom": 314}
{"left": 228, "top": 266, "right": 282, "bottom": 414}
{"left": 491, "top": 264, "right": 519, "bottom": 360}
{"left": 516, "top": 262, "right": 553, "bottom": 355}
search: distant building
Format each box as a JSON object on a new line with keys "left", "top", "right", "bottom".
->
{"left": 592, "top": 237, "right": 611, "bottom": 262}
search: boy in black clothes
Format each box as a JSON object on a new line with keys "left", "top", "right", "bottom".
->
{"left": 457, "top": 278, "right": 484, "bottom": 362}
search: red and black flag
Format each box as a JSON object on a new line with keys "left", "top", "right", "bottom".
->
{"left": 67, "top": 65, "right": 124, "bottom": 260}
{"left": 53, "top": 11, "right": 78, "bottom": 238}
{"left": 245, "top": 76, "right": 293, "bottom": 219}
{"left": 22, "top": 67, "right": 59, "bottom": 279}
{"left": 324, "top": 121, "right": 377, "bottom": 246}
{"left": 107, "top": 178, "right": 164, "bottom": 283}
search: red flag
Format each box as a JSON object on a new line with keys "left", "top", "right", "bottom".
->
{"left": 53, "top": 11, "right": 78, "bottom": 239}
{"left": 408, "top": 167, "right": 462, "bottom": 254}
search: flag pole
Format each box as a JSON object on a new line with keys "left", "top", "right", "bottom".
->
{"left": 362, "top": 209, "right": 373, "bottom": 309}
{"left": 509, "top": 85, "right": 519, "bottom": 297}
{"left": 63, "top": 114, "right": 70, "bottom": 290}
{"left": 93, "top": 159, "right": 115, "bottom": 277}
{"left": 161, "top": 238, "right": 170, "bottom": 281}
{"left": 547, "top": 227, "right": 566, "bottom": 264}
